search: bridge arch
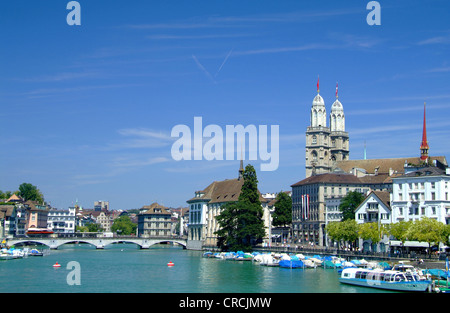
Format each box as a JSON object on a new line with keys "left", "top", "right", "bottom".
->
{"left": 7, "top": 237, "right": 187, "bottom": 250}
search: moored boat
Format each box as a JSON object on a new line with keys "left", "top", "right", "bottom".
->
{"left": 339, "top": 267, "right": 432, "bottom": 292}
{"left": 279, "top": 259, "right": 304, "bottom": 269}
{"left": 259, "top": 254, "right": 279, "bottom": 267}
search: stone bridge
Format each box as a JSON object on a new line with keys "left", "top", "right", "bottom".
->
{"left": 6, "top": 236, "right": 187, "bottom": 250}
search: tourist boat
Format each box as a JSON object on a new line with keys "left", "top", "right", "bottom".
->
{"left": 339, "top": 267, "right": 432, "bottom": 292}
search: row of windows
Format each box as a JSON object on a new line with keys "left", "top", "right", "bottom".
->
{"left": 357, "top": 213, "right": 390, "bottom": 220}
{"left": 397, "top": 192, "right": 448, "bottom": 201}
{"left": 396, "top": 206, "right": 441, "bottom": 216}
{"left": 398, "top": 182, "right": 443, "bottom": 190}
{"left": 143, "top": 222, "right": 171, "bottom": 229}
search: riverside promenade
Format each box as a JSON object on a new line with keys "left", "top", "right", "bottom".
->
{"left": 251, "top": 244, "right": 448, "bottom": 270}
{"left": 202, "top": 243, "right": 446, "bottom": 270}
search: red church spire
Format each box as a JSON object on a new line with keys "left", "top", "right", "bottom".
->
{"left": 420, "top": 102, "right": 429, "bottom": 162}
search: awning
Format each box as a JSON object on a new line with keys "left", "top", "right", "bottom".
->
{"left": 390, "top": 240, "right": 431, "bottom": 248}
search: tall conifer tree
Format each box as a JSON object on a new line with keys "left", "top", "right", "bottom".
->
{"left": 215, "top": 164, "right": 265, "bottom": 251}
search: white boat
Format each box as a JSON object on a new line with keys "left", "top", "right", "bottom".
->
{"left": 339, "top": 267, "right": 432, "bottom": 292}
{"left": 392, "top": 262, "right": 430, "bottom": 281}
{"left": 303, "top": 259, "right": 317, "bottom": 268}
{"left": 295, "top": 254, "right": 305, "bottom": 260}
{"left": 0, "top": 253, "right": 14, "bottom": 260}
{"left": 310, "top": 257, "right": 323, "bottom": 266}
{"left": 341, "top": 261, "right": 357, "bottom": 268}
{"left": 259, "top": 254, "right": 279, "bottom": 267}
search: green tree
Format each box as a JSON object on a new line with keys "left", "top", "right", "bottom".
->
{"left": 111, "top": 215, "right": 137, "bottom": 235}
{"left": 215, "top": 164, "right": 265, "bottom": 252}
{"left": 340, "top": 219, "right": 359, "bottom": 248}
{"left": 215, "top": 201, "right": 241, "bottom": 250}
{"left": 339, "top": 191, "right": 365, "bottom": 221}
{"left": 387, "top": 220, "right": 412, "bottom": 253}
{"left": 358, "top": 222, "right": 387, "bottom": 251}
{"left": 0, "top": 190, "right": 18, "bottom": 200}
{"left": 325, "top": 221, "right": 344, "bottom": 247}
{"left": 325, "top": 220, "right": 359, "bottom": 249}
{"left": 86, "top": 222, "right": 103, "bottom": 232}
{"left": 272, "top": 192, "right": 292, "bottom": 227}
{"left": 406, "top": 217, "right": 445, "bottom": 254}
{"left": 443, "top": 224, "right": 450, "bottom": 247}
{"left": 18, "top": 183, "right": 44, "bottom": 203}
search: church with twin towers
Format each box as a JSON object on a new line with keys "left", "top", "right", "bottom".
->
{"left": 305, "top": 78, "right": 349, "bottom": 178}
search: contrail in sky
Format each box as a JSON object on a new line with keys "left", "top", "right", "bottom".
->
{"left": 192, "top": 54, "right": 216, "bottom": 83}
{"left": 215, "top": 49, "right": 233, "bottom": 77}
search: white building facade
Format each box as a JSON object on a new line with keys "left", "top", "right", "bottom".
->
{"left": 47, "top": 207, "right": 76, "bottom": 234}
{"left": 391, "top": 165, "right": 450, "bottom": 225}
{"left": 354, "top": 191, "right": 392, "bottom": 252}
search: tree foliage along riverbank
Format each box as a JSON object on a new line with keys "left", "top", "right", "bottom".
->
{"left": 215, "top": 164, "right": 265, "bottom": 252}
{"left": 326, "top": 217, "right": 450, "bottom": 253}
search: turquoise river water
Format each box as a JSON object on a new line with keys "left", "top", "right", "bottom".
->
{"left": 0, "top": 243, "right": 389, "bottom": 293}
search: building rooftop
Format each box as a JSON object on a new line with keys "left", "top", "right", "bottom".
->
{"left": 139, "top": 202, "right": 171, "bottom": 215}
{"left": 291, "top": 173, "right": 363, "bottom": 187}
{"left": 335, "top": 156, "right": 447, "bottom": 175}
{"left": 188, "top": 177, "right": 268, "bottom": 204}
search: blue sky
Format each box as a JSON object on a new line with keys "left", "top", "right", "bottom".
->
{"left": 1, "top": 0, "right": 450, "bottom": 210}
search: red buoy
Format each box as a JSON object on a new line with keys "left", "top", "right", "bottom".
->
{"left": 167, "top": 261, "right": 174, "bottom": 267}
{"left": 53, "top": 262, "right": 61, "bottom": 268}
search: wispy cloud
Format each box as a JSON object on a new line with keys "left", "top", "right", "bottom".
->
{"left": 25, "top": 83, "right": 146, "bottom": 98}
{"left": 110, "top": 128, "right": 174, "bottom": 150}
{"left": 123, "top": 8, "right": 363, "bottom": 33}
{"left": 417, "top": 35, "right": 450, "bottom": 45}
{"left": 208, "top": 8, "right": 363, "bottom": 24}
{"left": 111, "top": 156, "right": 170, "bottom": 168}
{"left": 16, "top": 71, "right": 99, "bottom": 83}
{"left": 426, "top": 66, "right": 450, "bottom": 73}
{"left": 235, "top": 43, "right": 335, "bottom": 56}
{"left": 147, "top": 34, "right": 250, "bottom": 40}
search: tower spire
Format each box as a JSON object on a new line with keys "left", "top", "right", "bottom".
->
{"left": 317, "top": 75, "right": 320, "bottom": 93}
{"left": 238, "top": 142, "right": 244, "bottom": 180}
{"left": 335, "top": 81, "right": 338, "bottom": 99}
{"left": 420, "top": 102, "right": 429, "bottom": 162}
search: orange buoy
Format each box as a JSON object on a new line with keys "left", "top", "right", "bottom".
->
{"left": 167, "top": 261, "right": 174, "bottom": 267}
{"left": 53, "top": 262, "right": 61, "bottom": 268}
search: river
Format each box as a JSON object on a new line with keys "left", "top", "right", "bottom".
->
{"left": 0, "top": 243, "right": 389, "bottom": 294}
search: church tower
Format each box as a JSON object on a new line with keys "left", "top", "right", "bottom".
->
{"left": 329, "top": 82, "right": 349, "bottom": 166}
{"left": 420, "top": 102, "right": 429, "bottom": 163}
{"left": 306, "top": 77, "right": 332, "bottom": 177}
{"left": 305, "top": 79, "right": 350, "bottom": 177}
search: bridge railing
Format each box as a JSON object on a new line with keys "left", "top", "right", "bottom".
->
{"left": 9, "top": 233, "right": 187, "bottom": 240}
